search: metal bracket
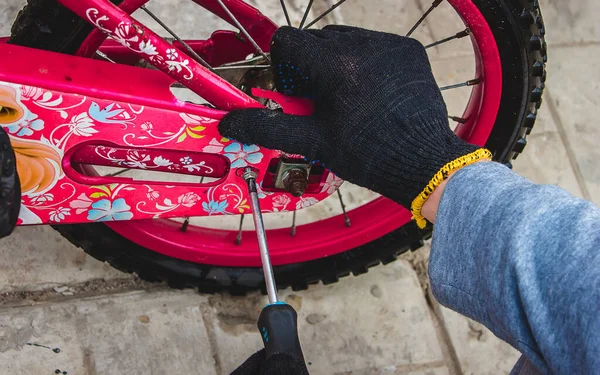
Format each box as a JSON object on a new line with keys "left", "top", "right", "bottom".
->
{"left": 274, "top": 159, "right": 311, "bottom": 196}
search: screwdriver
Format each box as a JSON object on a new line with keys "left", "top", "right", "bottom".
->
{"left": 242, "top": 167, "right": 305, "bottom": 363}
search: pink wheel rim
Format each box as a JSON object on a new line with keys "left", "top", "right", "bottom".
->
{"left": 81, "top": 0, "right": 502, "bottom": 267}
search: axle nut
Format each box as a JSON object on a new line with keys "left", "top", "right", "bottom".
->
{"left": 283, "top": 168, "right": 308, "bottom": 197}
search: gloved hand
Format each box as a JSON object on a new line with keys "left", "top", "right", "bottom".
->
{"left": 0, "top": 126, "right": 20, "bottom": 238}
{"left": 219, "top": 26, "right": 490, "bottom": 228}
{"left": 231, "top": 349, "right": 309, "bottom": 375}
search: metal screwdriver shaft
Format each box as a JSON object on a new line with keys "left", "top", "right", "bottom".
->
{"left": 243, "top": 168, "right": 305, "bottom": 364}
{"left": 243, "top": 167, "right": 278, "bottom": 304}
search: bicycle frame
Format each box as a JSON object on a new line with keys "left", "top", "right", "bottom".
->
{"left": 1, "top": 0, "right": 331, "bottom": 226}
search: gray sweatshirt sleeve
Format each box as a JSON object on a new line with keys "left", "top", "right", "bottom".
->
{"left": 429, "top": 162, "right": 600, "bottom": 374}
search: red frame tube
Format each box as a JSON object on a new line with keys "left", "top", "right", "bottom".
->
{"left": 59, "top": 0, "right": 265, "bottom": 111}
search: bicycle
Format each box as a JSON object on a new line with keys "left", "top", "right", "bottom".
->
{"left": 1, "top": 0, "right": 546, "bottom": 293}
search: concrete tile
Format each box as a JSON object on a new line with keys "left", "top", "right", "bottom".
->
{"left": 543, "top": 45, "right": 600, "bottom": 204}
{"left": 419, "top": 0, "right": 600, "bottom": 55}
{"left": 338, "top": 0, "right": 435, "bottom": 46}
{"left": 540, "top": 0, "right": 600, "bottom": 46}
{"left": 417, "top": 0, "right": 475, "bottom": 59}
{"left": 0, "top": 290, "right": 217, "bottom": 375}
{"left": 512, "top": 105, "right": 583, "bottom": 198}
{"left": 400, "top": 369, "right": 448, "bottom": 375}
{"left": 205, "top": 260, "right": 446, "bottom": 375}
{"left": 0, "top": 1, "right": 21, "bottom": 37}
{"left": 439, "top": 307, "right": 521, "bottom": 375}
{"left": 132, "top": 0, "right": 312, "bottom": 37}
{"left": 132, "top": 0, "right": 234, "bottom": 40}
{"left": 0, "top": 226, "right": 129, "bottom": 293}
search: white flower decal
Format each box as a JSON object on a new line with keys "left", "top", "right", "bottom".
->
{"left": 147, "top": 190, "right": 160, "bottom": 201}
{"left": 139, "top": 40, "right": 158, "bottom": 56}
{"left": 166, "top": 48, "right": 179, "bottom": 60}
{"left": 124, "top": 150, "right": 150, "bottom": 168}
{"left": 296, "top": 197, "right": 319, "bottom": 210}
{"left": 202, "top": 138, "right": 225, "bottom": 154}
{"left": 153, "top": 156, "right": 172, "bottom": 167}
{"left": 113, "top": 23, "right": 139, "bottom": 47}
{"left": 165, "top": 59, "right": 193, "bottom": 80}
{"left": 29, "top": 193, "right": 54, "bottom": 206}
{"left": 70, "top": 193, "right": 92, "bottom": 215}
{"left": 49, "top": 207, "right": 71, "bottom": 223}
{"left": 321, "top": 173, "right": 343, "bottom": 194}
{"left": 140, "top": 121, "right": 153, "bottom": 132}
{"left": 178, "top": 192, "right": 201, "bottom": 208}
{"left": 272, "top": 195, "right": 291, "bottom": 212}
{"left": 180, "top": 156, "right": 192, "bottom": 165}
{"left": 69, "top": 113, "right": 97, "bottom": 137}
{"left": 20, "top": 86, "right": 44, "bottom": 100}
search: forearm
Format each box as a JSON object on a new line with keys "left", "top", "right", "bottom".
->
{"left": 429, "top": 162, "right": 600, "bottom": 374}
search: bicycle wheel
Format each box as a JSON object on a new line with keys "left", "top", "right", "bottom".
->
{"left": 9, "top": 0, "right": 546, "bottom": 293}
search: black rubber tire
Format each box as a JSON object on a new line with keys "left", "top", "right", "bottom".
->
{"left": 8, "top": 0, "right": 546, "bottom": 293}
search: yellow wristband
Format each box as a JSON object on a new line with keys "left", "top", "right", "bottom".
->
{"left": 410, "top": 148, "right": 493, "bottom": 229}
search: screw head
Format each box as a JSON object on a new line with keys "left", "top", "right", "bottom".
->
{"left": 242, "top": 168, "right": 258, "bottom": 182}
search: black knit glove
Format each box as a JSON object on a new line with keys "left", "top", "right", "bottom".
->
{"left": 231, "top": 349, "right": 309, "bottom": 375}
{"left": 0, "top": 126, "right": 19, "bottom": 238}
{"left": 219, "top": 26, "right": 489, "bottom": 227}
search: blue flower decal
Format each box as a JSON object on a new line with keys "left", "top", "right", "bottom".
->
{"left": 223, "top": 143, "right": 263, "bottom": 168}
{"left": 87, "top": 198, "right": 133, "bottom": 221}
{"left": 202, "top": 200, "right": 228, "bottom": 215}
{"left": 6, "top": 112, "right": 44, "bottom": 137}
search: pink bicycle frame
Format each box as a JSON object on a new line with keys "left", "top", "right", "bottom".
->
{"left": 1, "top": 0, "right": 333, "bottom": 226}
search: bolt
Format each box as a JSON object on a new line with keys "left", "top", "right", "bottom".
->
{"left": 242, "top": 168, "right": 258, "bottom": 182}
{"left": 283, "top": 168, "right": 308, "bottom": 197}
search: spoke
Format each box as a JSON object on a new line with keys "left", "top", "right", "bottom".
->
{"left": 216, "top": 0, "right": 271, "bottom": 63}
{"left": 279, "top": 0, "right": 292, "bottom": 26}
{"left": 140, "top": 5, "right": 215, "bottom": 72}
{"left": 180, "top": 217, "right": 190, "bottom": 232}
{"left": 235, "top": 214, "right": 245, "bottom": 245}
{"left": 95, "top": 51, "right": 116, "bottom": 64}
{"left": 425, "top": 28, "right": 470, "bottom": 49}
{"left": 290, "top": 211, "right": 297, "bottom": 237}
{"left": 440, "top": 78, "right": 480, "bottom": 91}
{"left": 303, "top": 0, "right": 348, "bottom": 29}
{"left": 299, "top": 0, "right": 315, "bottom": 29}
{"left": 221, "top": 55, "right": 267, "bottom": 66}
{"left": 406, "top": 0, "right": 444, "bottom": 37}
{"left": 336, "top": 189, "right": 351, "bottom": 227}
{"left": 104, "top": 168, "right": 131, "bottom": 177}
{"left": 449, "top": 116, "right": 467, "bottom": 123}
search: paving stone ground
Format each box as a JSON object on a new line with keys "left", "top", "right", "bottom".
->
{"left": 0, "top": 0, "right": 597, "bottom": 374}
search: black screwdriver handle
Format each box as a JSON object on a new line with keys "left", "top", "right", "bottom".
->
{"left": 257, "top": 302, "right": 305, "bottom": 362}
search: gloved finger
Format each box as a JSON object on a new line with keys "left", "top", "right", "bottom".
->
{"left": 321, "top": 24, "right": 360, "bottom": 33}
{"left": 0, "top": 127, "right": 20, "bottom": 238}
{"left": 304, "top": 28, "right": 337, "bottom": 39}
{"left": 270, "top": 26, "right": 322, "bottom": 96}
{"left": 230, "top": 349, "right": 265, "bottom": 375}
{"left": 322, "top": 24, "right": 407, "bottom": 45}
{"left": 219, "top": 109, "right": 325, "bottom": 161}
{"left": 262, "top": 353, "right": 310, "bottom": 375}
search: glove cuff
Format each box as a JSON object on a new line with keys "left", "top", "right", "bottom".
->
{"left": 410, "top": 148, "right": 492, "bottom": 229}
